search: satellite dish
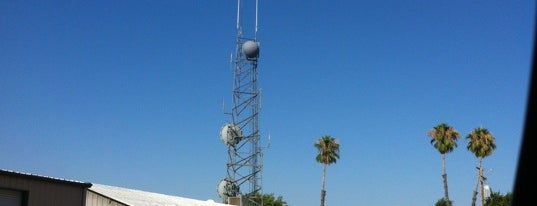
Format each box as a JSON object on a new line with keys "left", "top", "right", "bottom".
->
{"left": 242, "top": 40, "right": 260, "bottom": 59}
{"left": 220, "top": 123, "right": 242, "bottom": 146}
{"left": 217, "top": 178, "right": 240, "bottom": 199}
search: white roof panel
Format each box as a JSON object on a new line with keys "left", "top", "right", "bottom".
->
{"left": 89, "top": 184, "right": 228, "bottom": 206}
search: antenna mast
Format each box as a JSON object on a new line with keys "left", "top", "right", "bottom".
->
{"left": 218, "top": 0, "right": 264, "bottom": 205}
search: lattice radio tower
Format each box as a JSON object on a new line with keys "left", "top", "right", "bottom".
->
{"left": 217, "top": 0, "right": 264, "bottom": 205}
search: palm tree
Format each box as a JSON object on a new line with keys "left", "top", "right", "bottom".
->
{"left": 428, "top": 123, "right": 460, "bottom": 206}
{"left": 314, "top": 135, "right": 340, "bottom": 206}
{"left": 467, "top": 127, "right": 496, "bottom": 206}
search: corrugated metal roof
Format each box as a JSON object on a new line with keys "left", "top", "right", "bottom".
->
{"left": 89, "top": 184, "right": 229, "bottom": 206}
{"left": 0, "top": 169, "right": 92, "bottom": 187}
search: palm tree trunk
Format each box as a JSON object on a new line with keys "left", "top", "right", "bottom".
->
{"left": 320, "top": 163, "right": 327, "bottom": 206}
{"left": 441, "top": 154, "right": 451, "bottom": 206}
{"left": 479, "top": 158, "right": 484, "bottom": 206}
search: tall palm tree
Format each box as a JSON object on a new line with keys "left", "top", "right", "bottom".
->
{"left": 467, "top": 127, "right": 496, "bottom": 206}
{"left": 314, "top": 135, "right": 340, "bottom": 206}
{"left": 428, "top": 123, "right": 460, "bottom": 206}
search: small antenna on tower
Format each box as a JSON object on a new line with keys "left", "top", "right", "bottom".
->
{"left": 229, "top": 53, "right": 233, "bottom": 71}
{"left": 222, "top": 99, "right": 225, "bottom": 113}
{"left": 255, "top": 0, "right": 259, "bottom": 37}
{"left": 236, "top": 0, "right": 241, "bottom": 30}
{"left": 266, "top": 133, "right": 271, "bottom": 149}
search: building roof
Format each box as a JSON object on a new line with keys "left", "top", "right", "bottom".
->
{"left": 0, "top": 169, "right": 92, "bottom": 188}
{"left": 89, "top": 183, "right": 228, "bottom": 206}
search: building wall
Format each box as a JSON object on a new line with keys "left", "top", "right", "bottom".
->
{"left": 86, "top": 190, "right": 127, "bottom": 206}
{"left": 0, "top": 171, "right": 89, "bottom": 206}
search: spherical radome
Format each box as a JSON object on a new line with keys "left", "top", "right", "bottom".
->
{"left": 242, "top": 40, "right": 259, "bottom": 58}
{"left": 220, "top": 123, "right": 242, "bottom": 146}
{"left": 217, "top": 178, "right": 239, "bottom": 199}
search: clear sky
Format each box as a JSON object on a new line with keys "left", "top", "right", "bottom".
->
{"left": 1, "top": 1, "right": 534, "bottom": 206}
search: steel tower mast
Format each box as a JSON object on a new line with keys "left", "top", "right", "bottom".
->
{"left": 217, "top": 0, "right": 263, "bottom": 205}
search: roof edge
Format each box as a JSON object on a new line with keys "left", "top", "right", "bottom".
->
{"left": 0, "top": 169, "right": 92, "bottom": 188}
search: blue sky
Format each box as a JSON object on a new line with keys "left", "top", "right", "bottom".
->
{"left": 1, "top": 1, "right": 534, "bottom": 205}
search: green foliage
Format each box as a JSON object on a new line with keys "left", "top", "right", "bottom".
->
{"left": 485, "top": 191, "right": 512, "bottom": 206}
{"left": 244, "top": 192, "right": 288, "bottom": 206}
{"left": 466, "top": 127, "right": 496, "bottom": 158}
{"left": 435, "top": 198, "right": 453, "bottom": 206}
{"left": 428, "top": 123, "right": 460, "bottom": 154}
{"left": 314, "top": 135, "right": 340, "bottom": 165}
